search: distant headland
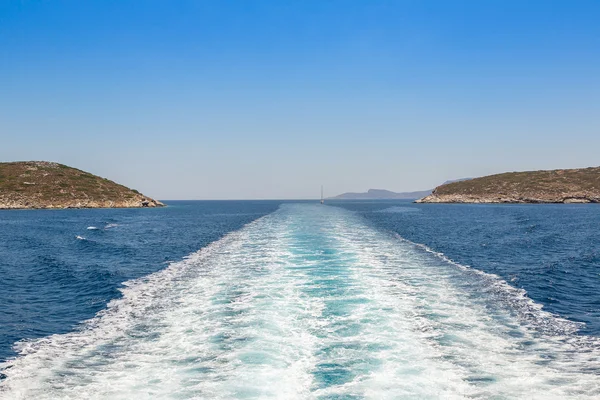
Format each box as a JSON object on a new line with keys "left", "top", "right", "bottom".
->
{"left": 416, "top": 167, "right": 600, "bottom": 204}
{"left": 329, "top": 188, "right": 433, "bottom": 200}
{"left": 0, "top": 161, "right": 164, "bottom": 209}
{"left": 330, "top": 179, "right": 471, "bottom": 200}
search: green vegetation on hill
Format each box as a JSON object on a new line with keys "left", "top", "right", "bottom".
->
{"left": 0, "top": 161, "right": 164, "bottom": 209}
{"left": 417, "top": 167, "right": 600, "bottom": 203}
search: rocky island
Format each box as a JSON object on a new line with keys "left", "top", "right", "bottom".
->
{"left": 416, "top": 167, "right": 600, "bottom": 204}
{"left": 0, "top": 161, "right": 164, "bottom": 209}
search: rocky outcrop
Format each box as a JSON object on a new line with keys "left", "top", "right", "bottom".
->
{"left": 0, "top": 196, "right": 164, "bottom": 209}
{"left": 416, "top": 167, "right": 600, "bottom": 204}
{"left": 415, "top": 193, "right": 600, "bottom": 204}
{"left": 0, "top": 161, "right": 165, "bottom": 210}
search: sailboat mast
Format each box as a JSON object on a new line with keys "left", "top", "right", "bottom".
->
{"left": 321, "top": 185, "right": 324, "bottom": 204}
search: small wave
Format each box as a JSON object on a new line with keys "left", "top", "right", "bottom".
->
{"left": 104, "top": 223, "right": 118, "bottom": 229}
{"left": 75, "top": 235, "right": 86, "bottom": 241}
{"left": 86, "top": 226, "right": 99, "bottom": 230}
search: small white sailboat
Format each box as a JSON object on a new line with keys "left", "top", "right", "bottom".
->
{"left": 321, "top": 185, "right": 324, "bottom": 204}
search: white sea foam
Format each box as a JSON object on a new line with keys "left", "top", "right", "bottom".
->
{"left": 86, "top": 226, "right": 99, "bottom": 230}
{"left": 75, "top": 235, "right": 86, "bottom": 240}
{"left": 393, "top": 235, "right": 585, "bottom": 333}
{"left": 2, "top": 204, "right": 599, "bottom": 399}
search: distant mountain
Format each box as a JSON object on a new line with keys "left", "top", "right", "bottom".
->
{"left": 329, "top": 188, "right": 433, "bottom": 200}
{"left": 329, "top": 178, "right": 473, "bottom": 200}
{"left": 441, "top": 178, "right": 473, "bottom": 185}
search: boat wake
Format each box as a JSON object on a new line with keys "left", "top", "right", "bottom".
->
{"left": 1, "top": 204, "right": 599, "bottom": 399}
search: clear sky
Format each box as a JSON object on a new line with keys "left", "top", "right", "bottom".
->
{"left": 1, "top": 1, "right": 599, "bottom": 199}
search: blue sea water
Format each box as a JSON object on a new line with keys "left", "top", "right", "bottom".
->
{"left": 333, "top": 201, "right": 600, "bottom": 336}
{"left": 0, "top": 201, "right": 281, "bottom": 362}
{"left": 1, "top": 200, "right": 599, "bottom": 399}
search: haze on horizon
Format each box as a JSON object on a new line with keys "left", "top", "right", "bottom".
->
{"left": 1, "top": 1, "right": 599, "bottom": 200}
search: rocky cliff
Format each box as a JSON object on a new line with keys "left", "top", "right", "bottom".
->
{"left": 0, "top": 161, "right": 165, "bottom": 209}
{"left": 416, "top": 167, "right": 600, "bottom": 204}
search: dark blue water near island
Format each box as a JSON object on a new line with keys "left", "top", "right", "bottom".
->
{"left": 1, "top": 200, "right": 599, "bottom": 399}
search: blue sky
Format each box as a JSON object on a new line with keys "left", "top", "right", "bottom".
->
{"left": 1, "top": 1, "right": 599, "bottom": 199}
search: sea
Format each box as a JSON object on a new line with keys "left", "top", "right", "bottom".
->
{"left": 0, "top": 200, "right": 599, "bottom": 399}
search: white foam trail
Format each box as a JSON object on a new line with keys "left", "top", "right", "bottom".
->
{"left": 2, "top": 213, "right": 318, "bottom": 399}
{"left": 2, "top": 204, "right": 599, "bottom": 399}
{"left": 394, "top": 234, "right": 586, "bottom": 336}
{"left": 328, "top": 214, "right": 600, "bottom": 398}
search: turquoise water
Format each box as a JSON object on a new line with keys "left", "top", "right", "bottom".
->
{"left": 1, "top": 202, "right": 600, "bottom": 398}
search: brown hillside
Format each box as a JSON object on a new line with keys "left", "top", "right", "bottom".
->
{"left": 0, "top": 161, "right": 164, "bottom": 209}
{"left": 416, "top": 167, "right": 600, "bottom": 203}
